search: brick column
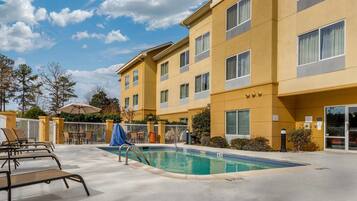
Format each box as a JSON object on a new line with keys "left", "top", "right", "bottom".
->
{"left": 158, "top": 120, "right": 166, "bottom": 144}
{"left": 0, "top": 112, "right": 17, "bottom": 129}
{"left": 105, "top": 119, "right": 114, "bottom": 143}
{"left": 52, "top": 117, "right": 64, "bottom": 144}
{"left": 39, "top": 116, "right": 50, "bottom": 142}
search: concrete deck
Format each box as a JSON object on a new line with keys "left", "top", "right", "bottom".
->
{"left": 4, "top": 145, "right": 357, "bottom": 201}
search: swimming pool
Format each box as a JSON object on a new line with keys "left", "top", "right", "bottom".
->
{"left": 99, "top": 146, "right": 304, "bottom": 175}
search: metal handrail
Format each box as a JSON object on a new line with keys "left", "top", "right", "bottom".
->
{"left": 118, "top": 144, "right": 151, "bottom": 166}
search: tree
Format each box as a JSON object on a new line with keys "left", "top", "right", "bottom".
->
{"left": 23, "top": 106, "right": 47, "bottom": 119}
{"left": 14, "top": 64, "right": 42, "bottom": 116}
{"left": 192, "top": 105, "right": 211, "bottom": 144}
{"left": 89, "top": 87, "right": 120, "bottom": 114}
{"left": 41, "top": 62, "right": 77, "bottom": 115}
{"left": 0, "top": 54, "right": 15, "bottom": 111}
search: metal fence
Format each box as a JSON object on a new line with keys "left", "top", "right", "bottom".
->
{"left": 16, "top": 118, "right": 56, "bottom": 143}
{"left": 63, "top": 122, "right": 106, "bottom": 144}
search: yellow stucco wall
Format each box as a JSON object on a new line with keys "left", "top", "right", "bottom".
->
{"left": 278, "top": 0, "right": 357, "bottom": 96}
{"left": 156, "top": 43, "right": 190, "bottom": 115}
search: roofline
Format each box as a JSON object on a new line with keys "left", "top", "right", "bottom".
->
{"left": 116, "top": 42, "right": 173, "bottom": 74}
{"left": 181, "top": 0, "right": 212, "bottom": 28}
{"left": 153, "top": 36, "right": 189, "bottom": 61}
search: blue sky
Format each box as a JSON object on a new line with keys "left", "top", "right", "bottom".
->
{"left": 0, "top": 0, "right": 206, "bottom": 109}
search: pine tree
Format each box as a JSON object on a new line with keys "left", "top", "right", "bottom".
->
{"left": 0, "top": 54, "right": 15, "bottom": 111}
{"left": 14, "top": 64, "right": 42, "bottom": 116}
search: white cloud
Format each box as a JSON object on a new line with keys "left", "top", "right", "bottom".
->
{"left": 0, "top": 22, "right": 54, "bottom": 52}
{"left": 102, "top": 44, "right": 154, "bottom": 58}
{"left": 14, "top": 57, "right": 26, "bottom": 66}
{"left": 0, "top": 0, "right": 48, "bottom": 25}
{"left": 82, "top": 44, "right": 88, "bottom": 49}
{"left": 96, "top": 23, "right": 105, "bottom": 29}
{"left": 97, "top": 0, "right": 207, "bottom": 30}
{"left": 72, "top": 30, "right": 128, "bottom": 44}
{"left": 104, "top": 30, "right": 128, "bottom": 43}
{"left": 67, "top": 64, "right": 122, "bottom": 102}
{"left": 50, "top": 8, "right": 93, "bottom": 27}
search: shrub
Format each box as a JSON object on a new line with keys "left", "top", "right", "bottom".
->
{"left": 200, "top": 132, "right": 211, "bottom": 146}
{"left": 191, "top": 105, "right": 210, "bottom": 144}
{"left": 231, "top": 137, "right": 272, "bottom": 152}
{"left": 231, "top": 138, "right": 250, "bottom": 150}
{"left": 23, "top": 106, "right": 47, "bottom": 119}
{"left": 288, "top": 129, "right": 313, "bottom": 152}
{"left": 209, "top": 136, "right": 228, "bottom": 148}
{"left": 302, "top": 142, "right": 319, "bottom": 152}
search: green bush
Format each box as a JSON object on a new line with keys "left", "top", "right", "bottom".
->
{"left": 288, "top": 129, "right": 313, "bottom": 152}
{"left": 60, "top": 113, "right": 121, "bottom": 123}
{"left": 192, "top": 105, "right": 210, "bottom": 144}
{"left": 302, "top": 142, "right": 319, "bottom": 152}
{"left": 231, "top": 137, "right": 272, "bottom": 152}
{"left": 23, "top": 106, "right": 47, "bottom": 119}
{"left": 231, "top": 138, "right": 250, "bottom": 150}
{"left": 209, "top": 136, "right": 228, "bottom": 148}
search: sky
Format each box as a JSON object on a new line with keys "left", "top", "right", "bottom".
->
{"left": 0, "top": 0, "right": 207, "bottom": 110}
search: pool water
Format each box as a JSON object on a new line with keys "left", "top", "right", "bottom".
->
{"left": 100, "top": 147, "right": 303, "bottom": 175}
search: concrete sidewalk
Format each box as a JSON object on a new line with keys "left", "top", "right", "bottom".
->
{"left": 5, "top": 145, "right": 357, "bottom": 201}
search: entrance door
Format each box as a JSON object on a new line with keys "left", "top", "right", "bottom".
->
{"left": 348, "top": 107, "right": 357, "bottom": 150}
{"left": 325, "top": 106, "right": 346, "bottom": 150}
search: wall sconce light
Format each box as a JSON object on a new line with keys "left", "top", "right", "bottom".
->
{"left": 251, "top": 92, "right": 256, "bottom": 98}
{"left": 258, "top": 92, "right": 262, "bottom": 96}
{"left": 245, "top": 94, "right": 250, "bottom": 98}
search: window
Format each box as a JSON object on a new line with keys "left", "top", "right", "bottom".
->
{"left": 180, "top": 51, "right": 189, "bottom": 67}
{"left": 226, "top": 0, "right": 251, "bottom": 31}
{"left": 124, "top": 97, "right": 130, "bottom": 109}
{"left": 125, "top": 75, "right": 130, "bottom": 89}
{"left": 133, "top": 70, "right": 138, "bottom": 84}
{"left": 133, "top": 94, "right": 138, "bottom": 106}
{"left": 160, "top": 90, "right": 168, "bottom": 103}
{"left": 226, "top": 110, "right": 250, "bottom": 136}
{"left": 195, "top": 73, "right": 209, "bottom": 93}
{"left": 298, "top": 21, "right": 345, "bottom": 65}
{"left": 160, "top": 62, "right": 169, "bottom": 76}
{"left": 226, "top": 51, "right": 250, "bottom": 80}
{"left": 180, "top": 83, "right": 189, "bottom": 99}
{"left": 195, "top": 32, "right": 210, "bottom": 56}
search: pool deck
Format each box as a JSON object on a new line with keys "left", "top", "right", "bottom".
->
{"left": 5, "top": 144, "right": 357, "bottom": 201}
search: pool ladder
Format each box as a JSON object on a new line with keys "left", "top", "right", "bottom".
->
{"left": 118, "top": 144, "right": 151, "bottom": 166}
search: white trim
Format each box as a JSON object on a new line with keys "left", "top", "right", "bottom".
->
{"left": 297, "top": 19, "right": 346, "bottom": 67}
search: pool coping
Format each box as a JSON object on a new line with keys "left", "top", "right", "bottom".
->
{"left": 97, "top": 144, "right": 312, "bottom": 180}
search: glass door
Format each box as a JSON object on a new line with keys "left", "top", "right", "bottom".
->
{"left": 325, "top": 106, "right": 346, "bottom": 150}
{"left": 348, "top": 107, "right": 357, "bottom": 151}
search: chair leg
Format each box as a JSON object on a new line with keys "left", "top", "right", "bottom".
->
{"left": 63, "top": 178, "right": 69, "bottom": 188}
{"left": 76, "top": 175, "right": 90, "bottom": 196}
{"left": 8, "top": 189, "right": 11, "bottom": 201}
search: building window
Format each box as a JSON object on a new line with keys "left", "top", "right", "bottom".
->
{"left": 125, "top": 75, "right": 130, "bottom": 89}
{"left": 160, "top": 90, "right": 168, "bottom": 103}
{"left": 124, "top": 97, "right": 130, "bottom": 109}
{"left": 226, "top": 0, "right": 251, "bottom": 31}
{"left": 133, "top": 94, "right": 138, "bottom": 106}
{"left": 160, "top": 62, "right": 169, "bottom": 81}
{"left": 180, "top": 50, "right": 189, "bottom": 68}
{"left": 133, "top": 70, "right": 138, "bottom": 86}
{"left": 298, "top": 21, "right": 344, "bottom": 66}
{"left": 195, "top": 73, "right": 209, "bottom": 93}
{"left": 180, "top": 83, "right": 189, "bottom": 99}
{"left": 226, "top": 51, "right": 250, "bottom": 80}
{"left": 195, "top": 32, "right": 210, "bottom": 56}
{"left": 226, "top": 110, "right": 250, "bottom": 136}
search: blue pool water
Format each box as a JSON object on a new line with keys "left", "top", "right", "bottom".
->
{"left": 99, "top": 147, "right": 304, "bottom": 175}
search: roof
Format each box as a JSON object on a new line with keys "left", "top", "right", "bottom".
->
{"left": 116, "top": 42, "right": 173, "bottom": 74}
{"left": 181, "top": 0, "right": 212, "bottom": 28}
{"left": 153, "top": 36, "right": 189, "bottom": 61}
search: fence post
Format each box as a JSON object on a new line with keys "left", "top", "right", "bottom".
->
{"left": 158, "top": 120, "right": 166, "bottom": 144}
{"left": 105, "top": 119, "right": 114, "bottom": 143}
{"left": 52, "top": 117, "right": 64, "bottom": 144}
{"left": 39, "top": 116, "right": 50, "bottom": 142}
{"left": 0, "top": 112, "right": 16, "bottom": 129}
